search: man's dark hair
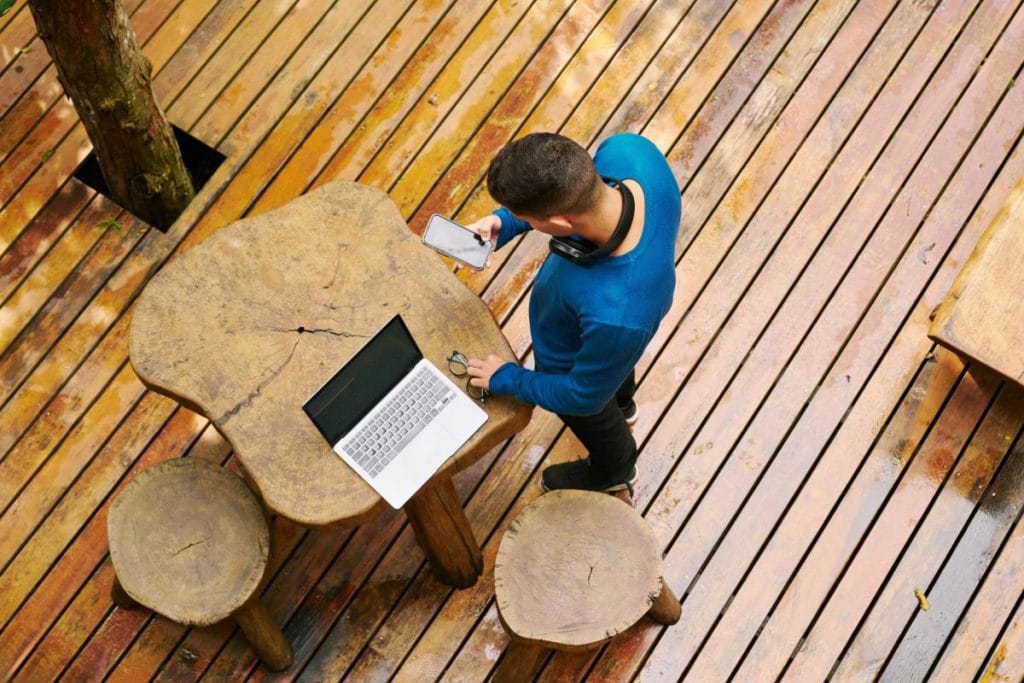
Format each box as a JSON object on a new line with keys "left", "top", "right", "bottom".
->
{"left": 486, "top": 133, "right": 600, "bottom": 217}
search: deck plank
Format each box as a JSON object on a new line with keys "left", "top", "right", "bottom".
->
{"left": 402, "top": 0, "right": 840, "bottom": 677}
{"left": 3, "top": 0, "right": 1024, "bottom": 680}
{"left": 647, "top": 9, "right": 1024, "bottom": 677}
{"left": 898, "top": 476, "right": 1024, "bottom": 682}
{"left": 868, "top": 404, "right": 1024, "bottom": 681}
{"left": 0, "top": 0, "right": 254, "bottom": 312}
{"left": 973, "top": 585, "right": 1024, "bottom": 683}
{"left": 0, "top": 0, "right": 223, "bottom": 244}
{"left": 0, "top": 0, "right": 149, "bottom": 158}
{"left": 250, "top": 0, "right": 509, "bottom": 216}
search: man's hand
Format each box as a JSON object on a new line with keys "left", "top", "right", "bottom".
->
{"left": 466, "top": 354, "right": 505, "bottom": 392}
{"left": 461, "top": 215, "right": 501, "bottom": 269}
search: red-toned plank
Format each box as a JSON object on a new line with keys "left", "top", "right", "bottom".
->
{"left": 725, "top": 157, "right": 1024, "bottom": 683}
{"left": 0, "top": 181, "right": 93, "bottom": 304}
{"left": 170, "top": 0, "right": 311, "bottom": 131}
{"left": 768, "top": 369, "right": 999, "bottom": 682}
{"left": 0, "top": 0, "right": 150, "bottom": 160}
{"left": 0, "top": 0, "right": 254, "bottom": 314}
{"left": 251, "top": 0, "right": 503, "bottom": 216}
{"left": 836, "top": 321, "right": 1023, "bottom": 677}
{"left": 189, "top": 0, "right": 392, "bottom": 154}
{"left": 0, "top": 202, "right": 127, "bottom": 354}
{"left": 0, "top": 363, "right": 148, "bottom": 574}
{"left": 585, "top": 0, "right": 1008, "bottom": 678}
{"left": 874, "top": 414, "right": 1024, "bottom": 680}
{"left": 0, "top": 6, "right": 38, "bottom": 82}
{"left": 974, "top": 592, "right": 1024, "bottom": 683}
{"left": 657, "top": 44, "right": 1024, "bottom": 683}
{"left": 925, "top": 491, "right": 1024, "bottom": 681}
{"left": 384, "top": 0, "right": 823, "bottom": 676}
{"left": 0, "top": 398, "right": 189, "bottom": 680}
{"left": 389, "top": 0, "right": 615, "bottom": 227}
{"left": 0, "top": 216, "right": 146, "bottom": 488}
{"left": 0, "top": 412, "right": 209, "bottom": 679}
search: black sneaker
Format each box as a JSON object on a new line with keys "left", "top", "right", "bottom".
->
{"left": 620, "top": 400, "right": 639, "bottom": 427}
{"left": 540, "top": 459, "right": 638, "bottom": 496}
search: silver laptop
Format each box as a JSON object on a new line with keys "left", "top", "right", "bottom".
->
{"left": 303, "top": 314, "right": 487, "bottom": 509}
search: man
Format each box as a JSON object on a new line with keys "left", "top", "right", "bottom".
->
{"left": 465, "top": 132, "right": 680, "bottom": 494}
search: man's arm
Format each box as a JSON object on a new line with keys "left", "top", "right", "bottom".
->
{"left": 473, "top": 323, "right": 649, "bottom": 416}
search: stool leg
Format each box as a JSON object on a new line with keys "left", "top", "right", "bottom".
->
{"left": 404, "top": 476, "right": 483, "bottom": 588}
{"left": 647, "top": 579, "right": 681, "bottom": 625}
{"left": 493, "top": 638, "right": 549, "bottom": 683}
{"left": 233, "top": 595, "right": 292, "bottom": 671}
{"left": 110, "top": 577, "right": 139, "bottom": 610}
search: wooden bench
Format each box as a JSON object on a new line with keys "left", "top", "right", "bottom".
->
{"left": 492, "top": 490, "right": 680, "bottom": 682}
{"left": 106, "top": 458, "right": 292, "bottom": 671}
{"left": 929, "top": 179, "right": 1024, "bottom": 387}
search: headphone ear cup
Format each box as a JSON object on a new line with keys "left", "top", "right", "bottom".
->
{"left": 546, "top": 177, "right": 633, "bottom": 266}
{"left": 549, "top": 237, "right": 593, "bottom": 264}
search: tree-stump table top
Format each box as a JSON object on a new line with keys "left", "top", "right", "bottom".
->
{"left": 129, "top": 181, "right": 530, "bottom": 527}
{"left": 494, "top": 490, "right": 664, "bottom": 651}
{"left": 106, "top": 458, "right": 269, "bottom": 626}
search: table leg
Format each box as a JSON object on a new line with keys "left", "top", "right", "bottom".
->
{"left": 404, "top": 476, "right": 482, "bottom": 588}
{"left": 110, "top": 577, "right": 139, "bottom": 610}
{"left": 233, "top": 595, "right": 293, "bottom": 671}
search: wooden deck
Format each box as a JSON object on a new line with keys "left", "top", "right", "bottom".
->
{"left": 2, "top": 0, "right": 1024, "bottom": 680}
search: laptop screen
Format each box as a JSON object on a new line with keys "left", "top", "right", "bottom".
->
{"left": 303, "top": 315, "right": 422, "bottom": 445}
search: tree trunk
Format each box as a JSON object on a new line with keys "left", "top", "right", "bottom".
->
{"left": 27, "top": 0, "right": 194, "bottom": 230}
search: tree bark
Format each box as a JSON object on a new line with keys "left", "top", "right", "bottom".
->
{"left": 27, "top": 0, "right": 194, "bottom": 230}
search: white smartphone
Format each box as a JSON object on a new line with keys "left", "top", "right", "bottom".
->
{"left": 422, "top": 214, "right": 493, "bottom": 271}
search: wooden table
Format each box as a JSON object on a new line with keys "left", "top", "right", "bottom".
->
{"left": 929, "top": 177, "right": 1024, "bottom": 388}
{"left": 129, "top": 181, "right": 532, "bottom": 587}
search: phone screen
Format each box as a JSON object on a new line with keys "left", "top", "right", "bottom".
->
{"left": 422, "top": 214, "right": 493, "bottom": 270}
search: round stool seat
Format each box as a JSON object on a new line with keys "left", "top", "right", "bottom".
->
{"left": 107, "top": 457, "right": 269, "bottom": 625}
{"left": 494, "top": 489, "right": 664, "bottom": 651}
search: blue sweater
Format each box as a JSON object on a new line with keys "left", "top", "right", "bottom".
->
{"left": 489, "top": 133, "right": 681, "bottom": 415}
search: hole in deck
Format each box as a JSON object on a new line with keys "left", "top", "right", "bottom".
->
{"left": 73, "top": 125, "right": 226, "bottom": 233}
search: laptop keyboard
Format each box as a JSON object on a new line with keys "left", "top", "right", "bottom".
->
{"left": 341, "top": 366, "right": 457, "bottom": 478}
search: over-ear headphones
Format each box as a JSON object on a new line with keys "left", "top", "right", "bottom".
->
{"left": 548, "top": 176, "right": 635, "bottom": 266}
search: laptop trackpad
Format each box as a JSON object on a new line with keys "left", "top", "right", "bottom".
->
{"left": 369, "top": 420, "right": 461, "bottom": 509}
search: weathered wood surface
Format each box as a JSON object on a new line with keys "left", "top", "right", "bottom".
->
{"left": 4, "top": 0, "right": 1024, "bottom": 680}
{"left": 107, "top": 457, "right": 268, "bottom": 625}
{"left": 929, "top": 178, "right": 1024, "bottom": 388}
{"left": 494, "top": 490, "right": 664, "bottom": 651}
{"left": 129, "top": 181, "right": 530, "bottom": 527}
{"left": 107, "top": 456, "right": 293, "bottom": 671}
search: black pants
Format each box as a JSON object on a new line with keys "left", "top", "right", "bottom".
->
{"left": 557, "top": 370, "right": 637, "bottom": 479}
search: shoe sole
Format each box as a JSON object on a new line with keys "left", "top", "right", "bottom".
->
{"left": 539, "top": 467, "right": 638, "bottom": 494}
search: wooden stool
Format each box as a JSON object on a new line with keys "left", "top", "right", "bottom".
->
{"left": 492, "top": 490, "right": 680, "bottom": 682}
{"left": 107, "top": 458, "right": 292, "bottom": 671}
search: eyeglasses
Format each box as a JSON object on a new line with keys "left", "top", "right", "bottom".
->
{"left": 446, "top": 351, "right": 489, "bottom": 403}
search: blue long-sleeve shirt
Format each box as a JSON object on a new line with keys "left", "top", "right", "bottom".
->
{"left": 489, "top": 133, "right": 681, "bottom": 415}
